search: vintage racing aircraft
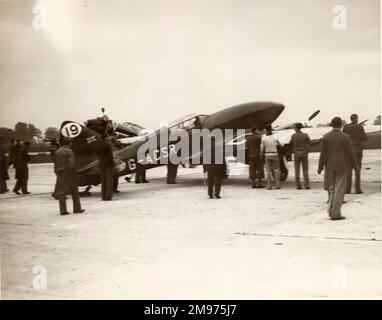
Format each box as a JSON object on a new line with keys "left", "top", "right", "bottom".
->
{"left": 60, "top": 101, "right": 285, "bottom": 187}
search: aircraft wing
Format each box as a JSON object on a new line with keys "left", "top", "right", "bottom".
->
{"left": 274, "top": 125, "right": 381, "bottom": 149}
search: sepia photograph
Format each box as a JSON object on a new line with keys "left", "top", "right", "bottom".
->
{"left": 0, "top": 0, "right": 381, "bottom": 302}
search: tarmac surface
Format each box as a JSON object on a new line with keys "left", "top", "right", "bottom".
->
{"left": 1, "top": 150, "right": 381, "bottom": 299}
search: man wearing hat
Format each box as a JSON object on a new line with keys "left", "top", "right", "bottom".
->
{"left": 318, "top": 117, "right": 357, "bottom": 220}
{"left": 289, "top": 123, "right": 312, "bottom": 189}
{"left": 342, "top": 114, "right": 367, "bottom": 194}
{"left": 246, "top": 127, "right": 264, "bottom": 188}
{"left": 13, "top": 141, "right": 31, "bottom": 195}
{"left": 261, "top": 124, "right": 281, "bottom": 189}
{"left": 55, "top": 137, "right": 85, "bottom": 215}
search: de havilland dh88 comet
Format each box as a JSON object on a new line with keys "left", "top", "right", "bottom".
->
{"left": 59, "top": 101, "right": 380, "bottom": 189}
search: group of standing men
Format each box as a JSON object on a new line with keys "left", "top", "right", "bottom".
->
{"left": 246, "top": 114, "right": 366, "bottom": 220}
{"left": 0, "top": 139, "right": 32, "bottom": 195}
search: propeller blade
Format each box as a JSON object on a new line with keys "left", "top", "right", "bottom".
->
{"left": 308, "top": 110, "right": 320, "bottom": 121}
{"left": 359, "top": 119, "right": 368, "bottom": 126}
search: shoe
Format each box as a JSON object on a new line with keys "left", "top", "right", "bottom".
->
{"left": 258, "top": 185, "right": 265, "bottom": 188}
{"left": 114, "top": 190, "right": 120, "bottom": 193}
{"left": 297, "top": 186, "right": 302, "bottom": 190}
{"left": 167, "top": 182, "right": 177, "bottom": 184}
{"left": 142, "top": 180, "right": 149, "bottom": 183}
{"left": 215, "top": 195, "right": 221, "bottom": 199}
{"left": 355, "top": 190, "right": 363, "bottom": 194}
{"left": 331, "top": 216, "right": 346, "bottom": 221}
{"left": 266, "top": 187, "right": 272, "bottom": 190}
{"left": 60, "top": 212, "right": 70, "bottom": 216}
{"left": 209, "top": 195, "right": 213, "bottom": 199}
{"left": 345, "top": 191, "right": 351, "bottom": 194}
{"left": 74, "top": 209, "right": 85, "bottom": 214}
{"left": 342, "top": 200, "right": 346, "bottom": 204}
{"left": 275, "top": 187, "right": 281, "bottom": 189}
{"left": 13, "top": 190, "right": 21, "bottom": 195}
{"left": 252, "top": 185, "right": 257, "bottom": 189}
{"left": 135, "top": 181, "right": 140, "bottom": 184}
{"left": 23, "top": 192, "right": 31, "bottom": 194}
{"left": 305, "top": 186, "right": 310, "bottom": 190}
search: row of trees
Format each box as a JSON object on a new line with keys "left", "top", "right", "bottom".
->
{"left": 0, "top": 122, "right": 60, "bottom": 143}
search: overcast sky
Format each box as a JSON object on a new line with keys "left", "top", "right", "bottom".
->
{"left": 0, "top": 0, "right": 380, "bottom": 132}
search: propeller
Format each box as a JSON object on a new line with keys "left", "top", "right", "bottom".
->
{"left": 308, "top": 110, "right": 320, "bottom": 121}
{"left": 359, "top": 119, "right": 369, "bottom": 126}
{"left": 274, "top": 109, "right": 321, "bottom": 130}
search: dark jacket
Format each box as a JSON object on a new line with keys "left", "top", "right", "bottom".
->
{"left": 97, "top": 139, "right": 114, "bottom": 168}
{"left": 15, "top": 147, "right": 30, "bottom": 180}
{"left": 9, "top": 143, "right": 21, "bottom": 166}
{"left": 203, "top": 143, "right": 227, "bottom": 176}
{"left": 342, "top": 123, "right": 367, "bottom": 153}
{"left": 0, "top": 144, "right": 9, "bottom": 180}
{"left": 246, "top": 133, "right": 262, "bottom": 158}
{"left": 318, "top": 129, "right": 357, "bottom": 173}
{"left": 289, "top": 131, "right": 311, "bottom": 158}
{"left": 55, "top": 145, "right": 78, "bottom": 192}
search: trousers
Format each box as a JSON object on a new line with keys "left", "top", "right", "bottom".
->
{"left": 327, "top": 171, "right": 347, "bottom": 218}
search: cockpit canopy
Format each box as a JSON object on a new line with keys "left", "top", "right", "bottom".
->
{"left": 169, "top": 113, "right": 209, "bottom": 132}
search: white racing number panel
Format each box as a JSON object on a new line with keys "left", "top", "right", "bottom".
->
{"left": 61, "top": 122, "right": 82, "bottom": 138}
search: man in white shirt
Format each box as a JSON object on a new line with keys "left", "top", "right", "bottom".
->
{"left": 101, "top": 107, "right": 114, "bottom": 135}
{"left": 261, "top": 124, "right": 281, "bottom": 189}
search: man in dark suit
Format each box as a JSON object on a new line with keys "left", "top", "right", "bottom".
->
{"left": 135, "top": 168, "right": 148, "bottom": 183}
{"left": 97, "top": 135, "right": 115, "bottom": 201}
{"left": 9, "top": 139, "right": 21, "bottom": 168}
{"left": 246, "top": 127, "right": 264, "bottom": 188}
{"left": 318, "top": 117, "right": 357, "bottom": 220}
{"left": 289, "top": 122, "right": 312, "bottom": 190}
{"left": 342, "top": 114, "right": 367, "bottom": 194}
{"left": 166, "top": 163, "right": 178, "bottom": 184}
{"left": 55, "top": 138, "right": 85, "bottom": 215}
{"left": 0, "top": 137, "right": 9, "bottom": 193}
{"left": 13, "top": 141, "right": 31, "bottom": 195}
{"left": 203, "top": 137, "right": 226, "bottom": 199}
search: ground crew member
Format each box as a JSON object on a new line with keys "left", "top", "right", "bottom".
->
{"left": 9, "top": 139, "right": 21, "bottom": 168}
{"left": 97, "top": 135, "right": 115, "bottom": 201}
{"left": 246, "top": 127, "right": 264, "bottom": 188}
{"left": 203, "top": 138, "right": 226, "bottom": 199}
{"left": 8, "top": 139, "right": 16, "bottom": 168}
{"left": 261, "top": 124, "right": 281, "bottom": 190}
{"left": 318, "top": 117, "right": 357, "bottom": 220}
{"left": 0, "top": 137, "right": 9, "bottom": 193}
{"left": 13, "top": 141, "right": 31, "bottom": 195}
{"left": 50, "top": 140, "right": 60, "bottom": 199}
{"left": 343, "top": 114, "right": 367, "bottom": 194}
{"left": 289, "top": 122, "right": 312, "bottom": 189}
{"left": 55, "top": 138, "right": 85, "bottom": 215}
{"left": 135, "top": 168, "right": 148, "bottom": 183}
{"left": 166, "top": 163, "right": 178, "bottom": 184}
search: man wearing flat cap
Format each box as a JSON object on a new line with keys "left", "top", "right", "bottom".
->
{"left": 289, "top": 122, "right": 312, "bottom": 190}
{"left": 55, "top": 137, "right": 85, "bottom": 215}
{"left": 343, "top": 114, "right": 367, "bottom": 194}
{"left": 318, "top": 117, "right": 358, "bottom": 220}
